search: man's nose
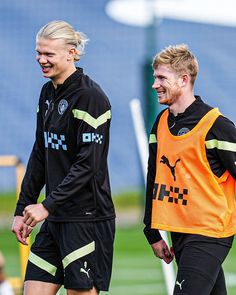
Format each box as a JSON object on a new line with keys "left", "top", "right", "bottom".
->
{"left": 152, "top": 80, "right": 159, "bottom": 89}
{"left": 38, "top": 56, "right": 47, "bottom": 64}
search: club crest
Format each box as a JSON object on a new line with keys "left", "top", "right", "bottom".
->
{"left": 177, "top": 127, "right": 190, "bottom": 136}
{"left": 58, "top": 99, "right": 68, "bottom": 115}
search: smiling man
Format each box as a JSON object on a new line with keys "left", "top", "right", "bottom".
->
{"left": 36, "top": 37, "right": 76, "bottom": 86}
{"left": 143, "top": 44, "right": 236, "bottom": 294}
{"left": 11, "top": 20, "right": 115, "bottom": 295}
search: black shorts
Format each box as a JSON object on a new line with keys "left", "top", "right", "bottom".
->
{"left": 173, "top": 241, "right": 231, "bottom": 295}
{"left": 25, "top": 219, "right": 115, "bottom": 291}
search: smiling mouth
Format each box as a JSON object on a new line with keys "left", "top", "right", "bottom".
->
{"left": 157, "top": 91, "right": 166, "bottom": 97}
{"left": 41, "top": 65, "right": 52, "bottom": 73}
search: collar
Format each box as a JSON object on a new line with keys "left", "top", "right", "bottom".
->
{"left": 51, "top": 67, "right": 83, "bottom": 96}
{"left": 168, "top": 95, "right": 203, "bottom": 120}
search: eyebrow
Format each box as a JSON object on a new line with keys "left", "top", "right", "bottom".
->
{"left": 153, "top": 74, "right": 166, "bottom": 78}
{"left": 35, "top": 49, "right": 55, "bottom": 55}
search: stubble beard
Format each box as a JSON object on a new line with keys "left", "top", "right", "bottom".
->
{"left": 159, "top": 85, "right": 182, "bottom": 106}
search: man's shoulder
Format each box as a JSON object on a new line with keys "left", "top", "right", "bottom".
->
{"left": 41, "top": 80, "right": 52, "bottom": 90}
{"left": 39, "top": 81, "right": 53, "bottom": 97}
{"left": 77, "top": 74, "right": 110, "bottom": 109}
{"left": 207, "top": 113, "right": 236, "bottom": 141}
{"left": 213, "top": 114, "right": 235, "bottom": 131}
{"left": 148, "top": 109, "right": 167, "bottom": 135}
{"left": 80, "top": 74, "right": 107, "bottom": 95}
{"left": 155, "top": 108, "right": 167, "bottom": 124}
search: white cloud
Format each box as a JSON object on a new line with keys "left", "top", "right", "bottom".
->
{"left": 106, "top": 0, "right": 236, "bottom": 27}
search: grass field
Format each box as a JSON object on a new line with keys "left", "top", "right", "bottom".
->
{"left": 1, "top": 192, "right": 236, "bottom": 295}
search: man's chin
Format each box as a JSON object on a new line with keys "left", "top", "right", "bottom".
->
{"left": 42, "top": 72, "right": 53, "bottom": 79}
{"left": 158, "top": 97, "right": 175, "bottom": 106}
{"left": 158, "top": 97, "right": 169, "bottom": 105}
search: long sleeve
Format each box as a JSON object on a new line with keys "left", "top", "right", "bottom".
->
{"left": 206, "top": 115, "right": 236, "bottom": 180}
{"left": 14, "top": 94, "right": 46, "bottom": 216}
{"left": 143, "top": 112, "right": 164, "bottom": 244}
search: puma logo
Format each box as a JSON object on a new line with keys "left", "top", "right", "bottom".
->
{"left": 45, "top": 99, "right": 51, "bottom": 116}
{"left": 176, "top": 279, "right": 185, "bottom": 290}
{"left": 160, "top": 155, "right": 180, "bottom": 181}
{"left": 80, "top": 261, "right": 90, "bottom": 278}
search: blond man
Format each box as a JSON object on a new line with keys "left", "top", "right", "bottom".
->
{"left": 12, "top": 20, "right": 115, "bottom": 295}
{"left": 144, "top": 44, "right": 236, "bottom": 294}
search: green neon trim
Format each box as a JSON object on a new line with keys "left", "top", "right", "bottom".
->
{"left": 72, "top": 109, "right": 111, "bottom": 129}
{"left": 149, "top": 134, "right": 157, "bottom": 144}
{"left": 37, "top": 105, "right": 39, "bottom": 113}
{"left": 29, "top": 251, "right": 57, "bottom": 276}
{"left": 205, "top": 139, "right": 236, "bottom": 152}
{"left": 62, "top": 241, "right": 95, "bottom": 269}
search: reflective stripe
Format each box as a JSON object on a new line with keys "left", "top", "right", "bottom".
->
{"left": 29, "top": 251, "right": 57, "bottom": 276}
{"left": 72, "top": 109, "right": 111, "bottom": 129}
{"left": 62, "top": 241, "right": 95, "bottom": 269}
{"left": 149, "top": 134, "right": 157, "bottom": 144}
{"left": 206, "top": 139, "right": 236, "bottom": 152}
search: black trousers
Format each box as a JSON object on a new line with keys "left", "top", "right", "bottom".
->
{"left": 173, "top": 242, "right": 231, "bottom": 295}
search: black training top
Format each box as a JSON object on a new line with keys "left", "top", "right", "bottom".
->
{"left": 15, "top": 68, "right": 115, "bottom": 222}
{"left": 144, "top": 96, "right": 236, "bottom": 252}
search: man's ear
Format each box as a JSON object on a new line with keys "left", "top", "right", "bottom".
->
{"left": 181, "top": 73, "right": 189, "bottom": 87}
{"left": 67, "top": 47, "right": 76, "bottom": 61}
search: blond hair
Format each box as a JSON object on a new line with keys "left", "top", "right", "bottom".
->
{"left": 152, "top": 44, "right": 199, "bottom": 85}
{"left": 36, "top": 20, "right": 89, "bottom": 61}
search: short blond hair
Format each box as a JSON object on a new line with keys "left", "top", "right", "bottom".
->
{"left": 152, "top": 44, "right": 199, "bottom": 85}
{"left": 36, "top": 20, "right": 89, "bottom": 61}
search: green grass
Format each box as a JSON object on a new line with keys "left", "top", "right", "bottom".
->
{"left": 0, "top": 192, "right": 18, "bottom": 215}
{"left": 1, "top": 192, "right": 236, "bottom": 295}
{"left": 112, "top": 190, "right": 144, "bottom": 209}
{"left": 107, "top": 225, "right": 167, "bottom": 295}
{"left": 0, "top": 227, "right": 21, "bottom": 277}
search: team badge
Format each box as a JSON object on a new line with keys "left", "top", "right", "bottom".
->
{"left": 177, "top": 127, "right": 190, "bottom": 136}
{"left": 58, "top": 99, "right": 68, "bottom": 115}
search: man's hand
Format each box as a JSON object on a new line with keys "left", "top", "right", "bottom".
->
{"left": 151, "top": 239, "right": 174, "bottom": 264}
{"left": 11, "top": 215, "right": 31, "bottom": 245}
{"left": 23, "top": 203, "right": 49, "bottom": 227}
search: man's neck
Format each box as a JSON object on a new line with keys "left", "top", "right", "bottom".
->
{"left": 52, "top": 67, "right": 77, "bottom": 89}
{"left": 169, "top": 93, "right": 196, "bottom": 116}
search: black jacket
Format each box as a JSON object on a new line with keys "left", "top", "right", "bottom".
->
{"left": 15, "top": 68, "right": 115, "bottom": 222}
